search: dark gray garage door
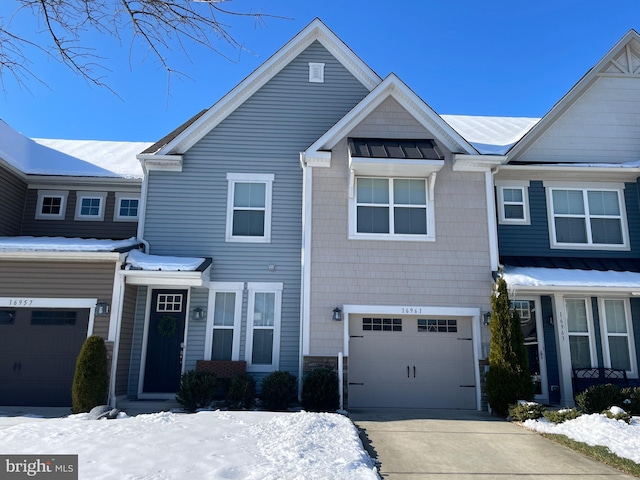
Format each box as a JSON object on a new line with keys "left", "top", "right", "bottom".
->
{"left": 0, "top": 308, "right": 90, "bottom": 407}
{"left": 349, "top": 315, "right": 476, "bottom": 409}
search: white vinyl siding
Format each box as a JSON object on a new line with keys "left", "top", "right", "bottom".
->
{"left": 245, "top": 282, "right": 282, "bottom": 372}
{"left": 546, "top": 184, "right": 629, "bottom": 249}
{"left": 225, "top": 173, "right": 274, "bottom": 243}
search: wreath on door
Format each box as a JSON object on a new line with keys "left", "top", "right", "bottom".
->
{"left": 157, "top": 315, "right": 178, "bottom": 338}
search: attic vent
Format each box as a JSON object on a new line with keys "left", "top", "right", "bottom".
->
{"left": 309, "top": 62, "right": 325, "bottom": 83}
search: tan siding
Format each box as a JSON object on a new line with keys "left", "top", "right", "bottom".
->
{"left": 0, "top": 260, "right": 116, "bottom": 338}
{"left": 520, "top": 77, "right": 640, "bottom": 163}
{"left": 308, "top": 99, "right": 493, "bottom": 355}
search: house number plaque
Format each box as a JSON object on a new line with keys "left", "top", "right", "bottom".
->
{"left": 401, "top": 307, "right": 423, "bottom": 314}
{"left": 4, "top": 298, "right": 34, "bottom": 306}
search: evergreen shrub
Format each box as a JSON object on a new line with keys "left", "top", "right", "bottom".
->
{"left": 621, "top": 386, "right": 640, "bottom": 415}
{"left": 575, "top": 384, "right": 624, "bottom": 414}
{"left": 543, "top": 408, "right": 581, "bottom": 424}
{"left": 485, "top": 277, "right": 535, "bottom": 416}
{"left": 301, "top": 367, "right": 339, "bottom": 412}
{"left": 508, "top": 401, "right": 546, "bottom": 422}
{"left": 226, "top": 374, "right": 256, "bottom": 410}
{"left": 72, "top": 335, "right": 109, "bottom": 413}
{"left": 260, "top": 371, "right": 297, "bottom": 410}
{"left": 175, "top": 370, "right": 218, "bottom": 412}
{"left": 603, "top": 407, "right": 632, "bottom": 424}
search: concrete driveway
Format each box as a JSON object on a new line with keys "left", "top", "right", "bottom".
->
{"left": 349, "top": 409, "right": 634, "bottom": 479}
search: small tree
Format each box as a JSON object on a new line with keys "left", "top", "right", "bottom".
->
{"left": 71, "top": 335, "right": 109, "bottom": 413}
{"left": 485, "top": 276, "right": 534, "bottom": 416}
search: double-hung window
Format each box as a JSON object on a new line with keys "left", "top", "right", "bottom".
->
{"left": 75, "top": 191, "right": 107, "bottom": 221}
{"left": 352, "top": 177, "right": 433, "bottom": 241}
{"left": 565, "top": 298, "right": 595, "bottom": 369}
{"left": 206, "top": 283, "right": 243, "bottom": 361}
{"left": 599, "top": 299, "right": 636, "bottom": 374}
{"left": 225, "top": 173, "right": 274, "bottom": 243}
{"left": 547, "top": 184, "right": 628, "bottom": 249}
{"left": 245, "top": 282, "right": 282, "bottom": 372}
{"left": 496, "top": 181, "right": 530, "bottom": 224}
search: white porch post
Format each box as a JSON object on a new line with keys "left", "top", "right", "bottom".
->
{"left": 552, "top": 294, "right": 575, "bottom": 407}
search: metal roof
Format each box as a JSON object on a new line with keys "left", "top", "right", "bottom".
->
{"left": 500, "top": 256, "right": 640, "bottom": 273}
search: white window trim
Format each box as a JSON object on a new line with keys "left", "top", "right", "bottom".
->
{"left": 114, "top": 193, "right": 140, "bottom": 222}
{"left": 245, "top": 282, "right": 283, "bottom": 373}
{"left": 225, "top": 173, "right": 274, "bottom": 243}
{"left": 74, "top": 191, "right": 107, "bottom": 221}
{"left": 544, "top": 182, "right": 629, "bottom": 250}
{"left": 565, "top": 297, "right": 598, "bottom": 369}
{"left": 598, "top": 298, "right": 638, "bottom": 377}
{"left": 309, "top": 62, "right": 325, "bottom": 83}
{"left": 204, "top": 282, "right": 244, "bottom": 361}
{"left": 348, "top": 176, "right": 436, "bottom": 242}
{"left": 496, "top": 180, "right": 530, "bottom": 225}
{"left": 35, "top": 190, "right": 68, "bottom": 220}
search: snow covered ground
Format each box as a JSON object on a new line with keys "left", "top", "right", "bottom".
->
{"left": 0, "top": 410, "right": 378, "bottom": 479}
{"left": 524, "top": 412, "right": 640, "bottom": 464}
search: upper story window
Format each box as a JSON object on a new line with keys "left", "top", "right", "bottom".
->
{"left": 35, "top": 190, "right": 68, "bottom": 220}
{"left": 114, "top": 194, "right": 140, "bottom": 222}
{"left": 350, "top": 177, "right": 434, "bottom": 241}
{"left": 496, "top": 181, "right": 530, "bottom": 225}
{"left": 545, "top": 183, "right": 629, "bottom": 250}
{"left": 75, "top": 191, "right": 107, "bottom": 221}
{"left": 225, "top": 173, "right": 274, "bottom": 243}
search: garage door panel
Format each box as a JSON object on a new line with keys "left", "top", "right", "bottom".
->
{"left": 349, "top": 315, "right": 476, "bottom": 409}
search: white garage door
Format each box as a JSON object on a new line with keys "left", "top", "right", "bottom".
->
{"left": 348, "top": 315, "right": 476, "bottom": 409}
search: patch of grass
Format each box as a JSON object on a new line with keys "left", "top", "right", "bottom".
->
{"left": 539, "top": 432, "right": 640, "bottom": 478}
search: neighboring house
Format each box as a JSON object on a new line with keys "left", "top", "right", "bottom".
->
{"left": 495, "top": 30, "right": 640, "bottom": 406}
{"left": 123, "top": 18, "right": 534, "bottom": 410}
{"left": 0, "top": 119, "right": 150, "bottom": 406}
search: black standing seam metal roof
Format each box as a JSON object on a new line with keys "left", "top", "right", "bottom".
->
{"left": 348, "top": 138, "right": 443, "bottom": 160}
{"left": 500, "top": 256, "right": 640, "bottom": 273}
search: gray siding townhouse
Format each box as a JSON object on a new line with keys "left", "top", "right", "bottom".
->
{"left": 0, "top": 120, "right": 148, "bottom": 406}
{"left": 494, "top": 30, "right": 640, "bottom": 407}
{"left": 123, "top": 19, "right": 534, "bottom": 410}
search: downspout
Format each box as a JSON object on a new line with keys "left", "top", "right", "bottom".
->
{"left": 486, "top": 166, "right": 500, "bottom": 272}
{"left": 109, "top": 268, "right": 127, "bottom": 407}
{"left": 136, "top": 157, "right": 151, "bottom": 253}
{"left": 298, "top": 153, "right": 313, "bottom": 399}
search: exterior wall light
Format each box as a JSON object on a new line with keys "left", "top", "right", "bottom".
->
{"left": 482, "top": 311, "right": 491, "bottom": 326}
{"left": 193, "top": 307, "right": 205, "bottom": 320}
{"left": 96, "top": 301, "right": 110, "bottom": 316}
{"left": 332, "top": 307, "right": 343, "bottom": 321}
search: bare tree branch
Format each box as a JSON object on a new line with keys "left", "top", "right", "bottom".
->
{"left": 0, "top": 0, "right": 287, "bottom": 94}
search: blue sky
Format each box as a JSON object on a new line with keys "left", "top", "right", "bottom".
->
{"left": 1, "top": 0, "right": 639, "bottom": 142}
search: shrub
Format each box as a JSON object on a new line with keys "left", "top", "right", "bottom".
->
{"left": 72, "top": 335, "right": 109, "bottom": 413}
{"left": 226, "top": 374, "right": 256, "bottom": 410}
{"left": 508, "top": 401, "right": 546, "bottom": 422}
{"left": 575, "top": 384, "right": 625, "bottom": 414}
{"left": 301, "top": 367, "right": 340, "bottom": 412}
{"left": 603, "top": 406, "right": 632, "bottom": 424}
{"left": 175, "top": 370, "right": 218, "bottom": 412}
{"left": 621, "top": 386, "right": 640, "bottom": 415}
{"left": 485, "top": 277, "right": 535, "bottom": 416}
{"left": 260, "top": 371, "right": 297, "bottom": 410}
{"left": 543, "top": 408, "right": 581, "bottom": 424}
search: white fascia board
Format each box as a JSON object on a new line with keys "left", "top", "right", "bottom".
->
{"left": 304, "top": 74, "right": 477, "bottom": 163}
{"left": 508, "top": 30, "right": 640, "bottom": 161}
{"left": 155, "top": 19, "right": 382, "bottom": 156}
{"left": 137, "top": 154, "right": 183, "bottom": 172}
{"left": 505, "top": 284, "right": 640, "bottom": 295}
{"left": 453, "top": 154, "right": 506, "bottom": 172}
{"left": 0, "top": 251, "right": 125, "bottom": 262}
{"left": 122, "top": 267, "right": 210, "bottom": 287}
{"left": 497, "top": 164, "right": 640, "bottom": 182}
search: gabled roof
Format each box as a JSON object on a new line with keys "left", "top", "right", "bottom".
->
{"left": 142, "top": 18, "right": 382, "bottom": 157}
{"left": 507, "top": 29, "right": 640, "bottom": 160}
{"left": 303, "top": 74, "right": 477, "bottom": 165}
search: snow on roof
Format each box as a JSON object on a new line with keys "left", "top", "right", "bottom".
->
{"left": 502, "top": 265, "right": 640, "bottom": 288}
{"left": 126, "top": 249, "right": 205, "bottom": 271}
{"left": 441, "top": 115, "right": 540, "bottom": 155}
{"left": 0, "top": 119, "right": 151, "bottom": 178}
{"left": 0, "top": 236, "right": 140, "bottom": 252}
